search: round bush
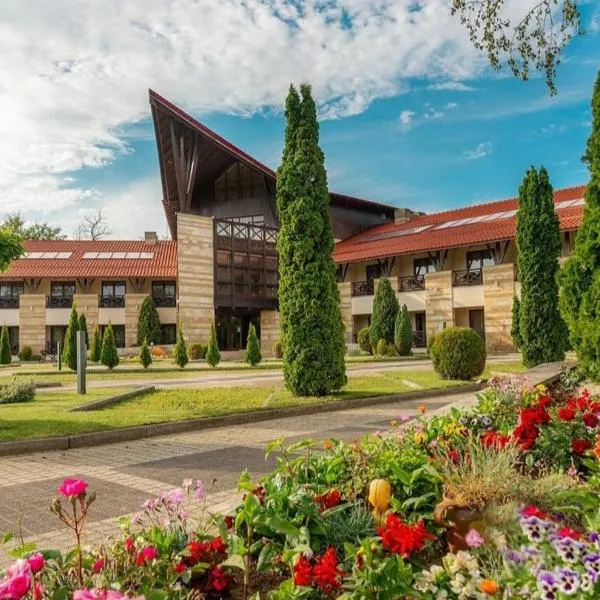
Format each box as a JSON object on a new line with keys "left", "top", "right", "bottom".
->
{"left": 272, "top": 341, "right": 283, "bottom": 359}
{"left": 431, "top": 327, "right": 486, "bottom": 380}
{"left": 375, "top": 339, "right": 397, "bottom": 357}
{"left": 0, "top": 381, "right": 36, "bottom": 404}
{"left": 188, "top": 343, "right": 207, "bottom": 360}
{"left": 357, "top": 327, "right": 372, "bottom": 355}
{"left": 18, "top": 346, "right": 33, "bottom": 361}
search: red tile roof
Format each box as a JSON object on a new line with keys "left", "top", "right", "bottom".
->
{"left": 1, "top": 240, "right": 177, "bottom": 279}
{"left": 333, "top": 185, "right": 586, "bottom": 264}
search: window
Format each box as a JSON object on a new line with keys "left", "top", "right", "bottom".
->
{"left": 230, "top": 215, "right": 265, "bottom": 225}
{"left": 49, "top": 326, "right": 66, "bottom": 345}
{"left": 160, "top": 324, "right": 176, "bottom": 345}
{"left": 0, "top": 282, "right": 23, "bottom": 298}
{"left": 414, "top": 257, "right": 436, "bottom": 276}
{"left": 466, "top": 250, "right": 495, "bottom": 270}
{"left": 152, "top": 281, "right": 176, "bottom": 308}
{"left": 50, "top": 281, "right": 75, "bottom": 297}
{"left": 366, "top": 263, "right": 381, "bottom": 281}
{"left": 101, "top": 281, "right": 126, "bottom": 297}
{"left": 7, "top": 327, "right": 18, "bottom": 353}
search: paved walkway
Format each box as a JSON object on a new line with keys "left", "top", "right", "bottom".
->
{"left": 0, "top": 389, "right": 475, "bottom": 565}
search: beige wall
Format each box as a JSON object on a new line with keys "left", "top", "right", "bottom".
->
{"left": 19, "top": 295, "right": 46, "bottom": 352}
{"left": 177, "top": 213, "right": 215, "bottom": 343}
{"left": 125, "top": 293, "right": 148, "bottom": 347}
{"left": 260, "top": 310, "right": 280, "bottom": 357}
{"left": 337, "top": 281, "right": 352, "bottom": 343}
{"left": 425, "top": 271, "right": 454, "bottom": 340}
{"left": 74, "top": 294, "right": 100, "bottom": 336}
{"left": 0, "top": 309, "right": 19, "bottom": 327}
{"left": 483, "top": 263, "right": 516, "bottom": 352}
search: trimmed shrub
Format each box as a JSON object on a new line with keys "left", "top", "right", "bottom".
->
{"left": 395, "top": 304, "right": 412, "bottom": 356}
{"left": 100, "top": 322, "right": 120, "bottom": 370}
{"left": 30, "top": 354, "right": 42, "bottom": 362}
{"left": 511, "top": 296, "right": 523, "bottom": 350}
{"left": 19, "top": 345, "right": 33, "bottom": 362}
{"left": 369, "top": 277, "right": 399, "bottom": 349}
{"left": 206, "top": 321, "right": 220, "bottom": 367}
{"left": 62, "top": 305, "right": 79, "bottom": 371}
{"left": 139, "top": 338, "right": 152, "bottom": 369}
{"left": 173, "top": 323, "right": 189, "bottom": 369}
{"left": 357, "top": 327, "right": 372, "bottom": 355}
{"left": 137, "top": 297, "right": 161, "bottom": 345}
{"left": 245, "top": 324, "right": 262, "bottom": 366}
{"left": 376, "top": 339, "right": 397, "bottom": 357}
{"left": 78, "top": 313, "right": 89, "bottom": 347}
{"left": 90, "top": 326, "right": 102, "bottom": 363}
{"left": 0, "top": 380, "right": 36, "bottom": 404}
{"left": 188, "top": 343, "right": 207, "bottom": 360}
{"left": 430, "top": 326, "right": 486, "bottom": 380}
{"left": 272, "top": 341, "right": 283, "bottom": 359}
{"left": 0, "top": 326, "right": 11, "bottom": 365}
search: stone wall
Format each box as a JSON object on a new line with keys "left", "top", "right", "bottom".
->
{"left": 73, "top": 294, "right": 100, "bottom": 342}
{"left": 124, "top": 294, "right": 148, "bottom": 347}
{"left": 260, "top": 310, "right": 280, "bottom": 357}
{"left": 425, "top": 271, "right": 454, "bottom": 341}
{"left": 177, "top": 213, "right": 215, "bottom": 343}
{"left": 483, "top": 263, "right": 516, "bottom": 352}
{"left": 19, "top": 295, "right": 46, "bottom": 353}
{"left": 337, "top": 281, "right": 352, "bottom": 342}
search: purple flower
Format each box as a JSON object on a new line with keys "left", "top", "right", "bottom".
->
{"left": 522, "top": 516, "right": 551, "bottom": 542}
{"left": 167, "top": 488, "right": 184, "bottom": 504}
{"left": 465, "top": 529, "right": 484, "bottom": 548}
{"left": 556, "top": 568, "right": 580, "bottom": 595}
{"left": 552, "top": 537, "right": 581, "bottom": 563}
{"left": 537, "top": 571, "right": 559, "bottom": 600}
{"left": 505, "top": 550, "right": 526, "bottom": 565}
{"left": 583, "top": 554, "right": 600, "bottom": 575}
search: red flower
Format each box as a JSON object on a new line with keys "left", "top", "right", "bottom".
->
{"left": 251, "top": 486, "right": 267, "bottom": 503}
{"left": 481, "top": 431, "right": 511, "bottom": 449}
{"left": 209, "top": 566, "right": 228, "bottom": 591}
{"left": 584, "top": 413, "right": 599, "bottom": 428}
{"left": 58, "top": 478, "right": 88, "bottom": 499}
{"left": 520, "top": 406, "right": 550, "bottom": 427}
{"left": 186, "top": 537, "right": 228, "bottom": 566}
{"left": 210, "top": 536, "right": 228, "bottom": 554}
{"left": 571, "top": 439, "right": 592, "bottom": 456}
{"left": 557, "top": 527, "right": 584, "bottom": 540}
{"left": 293, "top": 555, "right": 313, "bottom": 587}
{"left": 538, "top": 396, "right": 553, "bottom": 408}
{"left": 521, "top": 505, "right": 548, "bottom": 519}
{"left": 513, "top": 424, "right": 539, "bottom": 450}
{"left": 312, "top": 547, "right": 344, "bottom": 595}
{"left": 224, "top": 515, "right": 235, "bottom": 530}
{"left": 590, "top": 401, "right": 600, "bottom": 414}
{"left": 135, "top": 546, "right": 158, "bottom": 566}
{"left": 316, "top": 489, "right": 342, "bottom": 512}
{"left": 447, "top": 449, "right": 460, "bottom": 464}
{"left": 125, "top": 537, "right": 135, "bottom": 554}
{"left": 558, "top": 407, "right": 576, "bottom": 422}
{"left": 378, "top": 514, "right": 435, "bottom": 558}
{"left": 174, "top": 562, "right": 187, "bottom": 573}
{"left": 91, "top": 558, "right": 105, "bottom": 573}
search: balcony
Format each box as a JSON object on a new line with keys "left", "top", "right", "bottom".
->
{"left": 399, "top": 275, "right": 425, "bottom": 292}
{"left": 351, "top": 280, "right": 374, "bottom": 297}
{"left": 453, "top": 269, "right": 483, "bottom": 287}
{"left": 0, "top": 297, "right": 19, "bottom": 309}
{"left": 46, "top": 295, "right": 73, "bottom": 308}
{"left": 99, "top": 295, "right": 125, "bottom": 308}
{"left": 153, "top": 295, "right": 176, "bottom": 308}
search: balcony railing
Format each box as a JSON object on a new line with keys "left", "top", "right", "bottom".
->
{"left": 351, "top": 280, "right": 374, "bottom": 297}
{"left": 413, "top": 330, "right": 427, "bottom": 348}
{"left": 153, "top": 295, "right": 176, "bottom": 308}
{"left": 453, "top": 269, "right": 483, "bottom": 287}
{"left": 46, "top": 295, "right": 73, "bottom": 308}
{"left": 399, "top": 275, "right": 425, "bottom": 292}
{"left": 99, "top": 295, "right": 125, "bottom": 308}
{"left": 0, "top": 297, "right": 19, "bottom": 309}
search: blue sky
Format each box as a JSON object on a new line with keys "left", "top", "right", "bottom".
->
{"left": 1, "top": 0, "right": 598, "bottom": 238}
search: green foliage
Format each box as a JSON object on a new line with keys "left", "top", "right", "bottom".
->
{"left": 100, "top": 322, "right": 120, "bottom": 370}
{"left": 137, "top": 296, "right": 161, "bottom": 345}
{"left": 245, "top": 324, "right": 262, "bottom": 366}
{"left": 0, "top": 227, "right": 23, "bottom": 272}
{"left": 511, "top": 296, "right": 523, "bottom": 350}
{"left": 90, "top": 326, "right": 102, "bottom": 363}
{"left": 206, "top": 320, "right": 220, "bottom": 367}
{"left": 430, "top": 326, "right": 486, "bottom": 380}
{"left": 78, "top": 313, "right": 89, "bottom": 347}
{"left": 323, "top": 504, "right": 375, "bottom": 550}
{"left": 188, "top": 343, "right": 207, "bottom": 360}
{"left": 139, "top": 338, "right": 152, "bottom": 369}
{"left": 0, "top": 380, "right": 36, "bottom": 404}
{"left": 1, "top": 212, "right": 65, "bottom": 240}
{"left": 395, "top": 304, "right": 412, "bottom": 355}
{"left": 369, "top": 277, "right": 399, "bottom": 348}
{"left": 173, "top": 323, "right": 189, "bottom": 369}
{"left": 276, "top": 84, "right": 346, "bottom": 396}
{"left": 18, "top": 346, "right": 32, "bottom": 361}
{"left": 62, "top": 305, "right": 79, "bottom": 371}
{"left": 272, "top": 341, "right": 283, "bottom": 359}
{"left": 357, "top": 327, "right": 372, "bottom": 355}
{"left": 0, "top": 326, "right": 11, "bottom": 365}
{"left": 516, "top": 166, "right": 567, "bottom": 367}
{"left": 560, "top": 72, "right": 600, "bottom": 378}
{"left": 375, "top": 339, "right": 397, "bottom": 357}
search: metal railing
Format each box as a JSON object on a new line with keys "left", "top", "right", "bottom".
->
{"left": 413, "top": 330, "right": 427, "bottom": 348}
{"left": 46, "top": 296, "right": 73, "bottom": 308}
{"left": 452, "top": 269, "right": 483, "bottom": 287}
{"left": 399, "top": 275, "right": 425, "bottom": 292}
{"left": 153, "top": 295, "right": 176, "bottom": 308}
{"left": 99, "top": 295, "right": 125, "bottom": 308}
{"left": 351, "top": 280, "right": 375, "bottom": 297}
{"left": 0, "top": 297, "right": 19, "bottom": 309}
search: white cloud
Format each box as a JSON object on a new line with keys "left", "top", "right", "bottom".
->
{"left": 445, "top": 102, "right": 459, "bottom": 109}
{"left": 462, "top": 142, "right": 492, "bottom": 161}
{"left": 428, "top": 81, "right": 477, "bottom": 92}
{"left": 400, "top": 110, "right": 415, "bottom": 126}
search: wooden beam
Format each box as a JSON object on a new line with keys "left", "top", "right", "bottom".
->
{"left": 170, "top": 121, "right": 186, "bottom": 212}
{"left": 184, "top": 135, "right": 199, "bottom": 212}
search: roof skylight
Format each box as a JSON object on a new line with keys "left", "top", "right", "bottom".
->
{"left": 23, "top": 251, "right": 73, "bottom": 259}
{"left": 82, "top": 251, "right": 154, "bottom": 260}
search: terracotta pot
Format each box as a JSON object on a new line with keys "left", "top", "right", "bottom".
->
{"left": 434, "top": 502, "right": 484, "bottom": 552}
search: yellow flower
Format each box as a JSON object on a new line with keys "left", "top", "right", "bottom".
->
{"left": 418, "top": 404, "right": 427, "bottom": 414}
{"left": 323, "top": 440, "right": 333, "bottom": 450}
{"left": 368, "top": 479, "right": 392, "bottom": 510}
{"left": 390, "top": 419, "right": 398, "bottom": 427}
{"left": 414, "top": 432, "right": 428, "bottom": 445}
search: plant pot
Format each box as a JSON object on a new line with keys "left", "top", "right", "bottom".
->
{"left": 433, "top": 502, "right": 484, "bottom": 552}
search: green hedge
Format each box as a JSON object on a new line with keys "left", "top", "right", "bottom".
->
{"left": 430, "top": 327, "right": 486, "bottom": 380}
{"left": 0, "top": 381, "right": 36, "bottom": 404}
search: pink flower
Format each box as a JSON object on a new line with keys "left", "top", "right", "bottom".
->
{"left": 33, "top": 583, "right": 43, "bottom": 600}
{"left": 195, "top": 480, "right": 206, "bottom": 501}
{"left": 92, "top": 558, "right": 105, "bottom": 573}
{"left": 399, "top": 415, "right": 411, "bottom": 423}
{"left": 166, "top": 488, "right": 184, "bottom": 504}
{"left": 27, "top": 553, "right": 45, "bottom": 574}
{"left": 58, "top": 478, "right": 88, "bottom": 498}
{"left": 8, "top": 573, "right": 32, "bottom": 598}
{"left": 465, "top": 528, "right": 485, "bottom": 548}
{"left": 182, "top": 478, "right": 193, "bottom": 490}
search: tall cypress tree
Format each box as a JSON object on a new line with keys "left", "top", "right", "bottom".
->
{"left": 559, "top": 71, "right": 600, "bottom": 377}
{"left": 78, "top": 313, "right": 89, "bottom": 347}
{"left": 276, "top": 83, "right": 346, "bottom": 396}
{"left": 516, "top": 166, "right": 567, "bottom": 367}
{"left": 62, "top": 305, "right": 79, "bottom": 371}
{"left": 137, "top": 297, "right": 161, "bottom": 345}
{"left": 0, "top": 325, "right": 11, "bottom": 365}
{"left": 511, "top": 296, "right": 523, "bottom": 350}
{"left": 369, "top": 276, "right": 399, "bottom": 348}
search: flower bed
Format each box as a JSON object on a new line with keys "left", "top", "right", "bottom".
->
{"left": 4, "top": 373, "right": 600, "bottom": 598}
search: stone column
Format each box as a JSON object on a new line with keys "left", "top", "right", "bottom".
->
{"left": 425, "top": 271, "right": 454, "bottom": 341}
{"left": 125, "top": 294, "right": 148, "bottom": 347}
{"left": 337, "top": 281, "right": 352, "bottom": 343}
{"left": 177, "top": 213, "right": 215, "bottom": 343}
{"left": 73, "top": 294, "right": 99, "bottom": 340}
{"left": 483, "top": 263, "right": 516, "bottom": 352}
{"left": 260, "top": 310, "right": 280, "bottom": 357}
{"left": 19, "top": 295, "right": 46, "bottom": 353}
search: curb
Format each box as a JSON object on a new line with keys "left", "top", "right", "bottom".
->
{"left": 68, "top": 386, "right": 155, "bottom": 412}
{"left": 0, "top": 382, "right": 485, "bottom": 456}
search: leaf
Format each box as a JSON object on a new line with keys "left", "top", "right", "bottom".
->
{"left": 285, "top": 439, "right": 315, "bottom": 454}
{"left": 238, "top": 470, "right": 255, "bottom": 492}
{"left": 221, "top": 554, "right": 247, "bottom": 572}
{"left": 2, "top": 532, "right": 13, "bottom": 544}
{"left": 255, "top": 514, "right": 300, "bottom": 537}
{"left": 265, "top": 437, "right": 284, "bottom": 458}
{"left": 256, "top": 543, "right": 278, "bottom": 572}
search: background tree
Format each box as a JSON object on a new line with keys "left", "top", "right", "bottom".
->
{"left": 206, "top": 320, "right": 220, "bottom": 367}
{"left": 62, "top": 305, "right": 79, "bottom": 371}
{"left": 276, "top": 83, "right": 347, "bottom": 396}
{"left": 90, "top": 326, "right": 102, "bottom": 363}
{"left": 75, "top": 209, "right": 111, "bottom": 240}
{"left": 100, "top": 322, "right": 119, "bottom": 370}
{"left": 559, "top": 71, "right": 600, "bottom": 377}
{"left": 395, "top": 304, "right": 413, "bottom": 356}
{"left": 452, "top": 0, "right": 580, "bottom": 95}
{"left": 137, "top": 297, "right": 161, "bottom": 345}
{"left": 173, "top": 323, "right": 189, "bottom": 369}
{"left": 0, "top": 227, "right": 23, "bottom": 272}
{"left": 139, "top": 338, "right": 152, "bottom": 369}
{"left": 245, "top": 324, "right": 262, "bottom": 366}
{"left": 511, "top": 296, "right": 523, "bottom": 350}
{"left": 369, "top": 276, "right": 399, "bottom": 349}
{"left": 78, "top": 313, "right": 89, "bottom": 347}
{"left": 516, "top": 166, "right": 567, "bottom": 367}
{"left": 1, "top": 212, "right": 65, "bottom": 240}
{"left": 0, "top": 326, "right": 11, "bottom": 365}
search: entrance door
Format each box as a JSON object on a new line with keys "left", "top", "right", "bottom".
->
{"left": 469, "top": 309, "right": 485, "bottom": 340}
{"left": 216, "top": 312, "right": 260, "bottom": 351}
{"left": 414, "top": 312, "right": 426, "bottom": 347}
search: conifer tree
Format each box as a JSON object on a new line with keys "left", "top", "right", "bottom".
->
{"left": 395, "top": 304, "right": 413, "bottom": 356}
{"left": 206, "top": 320, "right": 220, "bottom": 367}
{"left": 90, "top": 326, "right": 102, "bottom": 363}
{"left": 511, "top": 296, "right": 523, "bottom": 350}
{"left": 560, "top": 71, "right": 600, "bottom": 377}
{"left": 276, "top": 83, "right": 346, "bottom": 396}
{"left": 0, "top": 325, "right": 11, "bottom": 365}
{"left": 100, "top": 322, "right": 119, "bottom": 370}
{"left": 173, "top": 322, "right": 189, "bottom": 369}
{"left": 137, "top": 296, "right": 161, "bottom": 345}
{"left": 62, "top": 305, "right": 79, "bottom": 371}
{"left": 516, "top": 166, "right": 567, "bottom": 367}
{"left": 245, "top": 324, "right": 262, "bottom": 366}
{"left": 139, "top": 337, "right": 152, "bottom": 369}
{"left": 369, "top": 276, "right": 399, "bottom": 349}
{"left": 78, "top": 313, "right": 89, "bottom": 347}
